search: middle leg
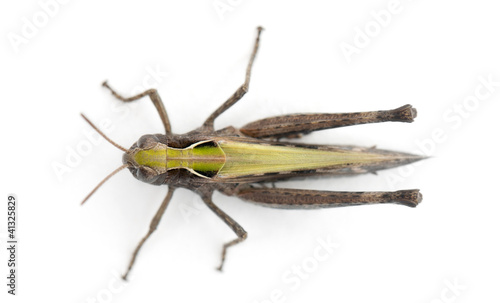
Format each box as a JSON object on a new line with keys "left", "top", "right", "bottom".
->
{"left": 203, "top": 26, "right": 264, "bottom": 130}
{"left": 201, "top": 193, "right": 247, "bottom": 271}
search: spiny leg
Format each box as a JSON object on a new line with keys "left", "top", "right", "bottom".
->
{"left": 234, "top": 187, "right": 422, "bottom": 208}
{"left": 203, "top": 26, "right": 264, "bottom": 130}
{"left": 102, "top": 81, "right": 172, "bottom": 134}
{"left": 201, "top": 193, "right": 247, "bottom": 271}
{"left": 240, "top": 105, "right": 417, "bottom": 139}
{"left": 122, "top": 187, "right": 175, "bottom": 280}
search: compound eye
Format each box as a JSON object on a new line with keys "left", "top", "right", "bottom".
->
{"left": 136, "top": 166, "right": 157, "bottom": 181}
{"left": 137, "top": 135, "right": 157, "bottom": 149}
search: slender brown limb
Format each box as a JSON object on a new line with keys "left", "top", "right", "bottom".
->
{"left": 102, "top": 81, "right": 172, "bottom": 134}
{"left": 235, "top": 187, "right": 422, "bottom": 208}
{"left": 240, "top": 105, "right": 417, "bottom": 139}
{"left": 122, "top": 187, "right": 175, "bottom": 280}
{"left": 201, "top": 194, "right": 247, "bottom": 271}
{"left": 203, "top": 26, "right": 264, "bottom": 130}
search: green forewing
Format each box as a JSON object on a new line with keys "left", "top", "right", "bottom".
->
{"left": 217, "top": 140, "right": 385, "bottom": 178}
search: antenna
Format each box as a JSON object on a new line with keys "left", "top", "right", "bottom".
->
{"left": 81, "top": 164, "right": 128, "bottom": 205}
{"left": 80, "top": 113, "right": 127, "bottom": 152}
{"left": 80, "top": 113, "right": 129, "bottom": 205}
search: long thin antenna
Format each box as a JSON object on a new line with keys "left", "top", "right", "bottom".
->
{"left": 80, "top": 113, "right": 127, "bottom": 152}
{"left": 81, "top": 164, "right": 128, "bottom": 205}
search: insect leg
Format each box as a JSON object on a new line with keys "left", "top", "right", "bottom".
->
{"left": 203, "top": 26, "right": 264, "bottom": 130}
{"left": 240, "top": 105, "right": 417, "bottom": 139}
{"left": 122, "top": 187, "right": 175, "bottom": 280}
{"left": 235, "top": 187, "right": 422, "bottom": 208}
{"left": 102, "top": 81, "right": 172, "bottom": 134}
{"left": 201, "top": 194, "right": 247, "bottom": 271}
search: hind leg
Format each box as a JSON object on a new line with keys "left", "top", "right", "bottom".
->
{"left": 240, "top": 105, "right": 417, "bottom": 139}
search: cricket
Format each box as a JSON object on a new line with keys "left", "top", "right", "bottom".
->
{"left": 81, "top": 27, "right": 425, "bottom": 280}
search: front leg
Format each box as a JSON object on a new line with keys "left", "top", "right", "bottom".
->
{"left": 240, "top": 104, "right": 417, "bottom": 139}
{"left": 123, "top": 187, "right": 175, "bottom": 280}
{"left": 102, "top": 81, "right": 172, "bottom": 134}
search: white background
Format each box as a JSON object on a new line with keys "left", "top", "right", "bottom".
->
{"left": 1, "top": 1, "right": 499, "bottom": 302}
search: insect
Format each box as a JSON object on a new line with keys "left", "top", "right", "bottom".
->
{"left": 81, "top": 26, "right": 425, "bottom": 280}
